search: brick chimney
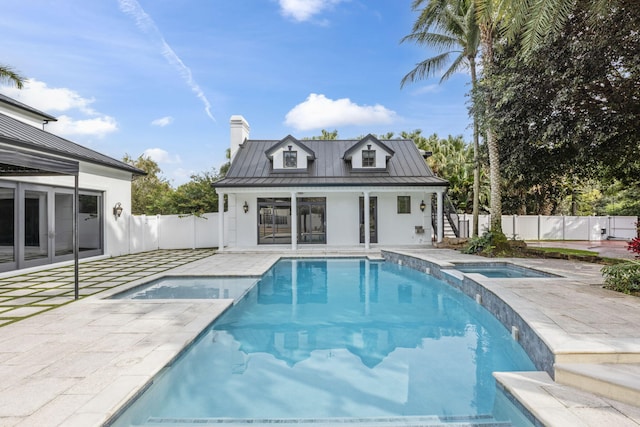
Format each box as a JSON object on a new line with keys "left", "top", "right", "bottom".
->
{"left": 229, "top": 115, "right": 249, "bottom": 163}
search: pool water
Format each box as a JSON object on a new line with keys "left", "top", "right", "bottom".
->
{"left": 453, "top": 263, "right": 556, "bottom": 278}
{"left": 111, "top": 276, "right": 258, "bottom": 301}
{"left": 111, "top": 258, "right": 535, "bottom": 425}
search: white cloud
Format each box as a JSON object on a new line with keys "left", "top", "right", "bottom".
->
{"left": 2, "top": 79, "right": 96, "bottom": 114}
{"left": 48, "top": 115, "right": 118, "bottom": 137}
{"left": 279, "top": 0, "right": 344, "bottom": 22}
{"left": 151, "top": 116, "right": 173, "bottom": 127}
{"left": 284, "top": 93, "right": 397, "bottom": 131}
{"left": 118, "top": 0, "right": 215, "bottom": 122}
{"left": 143, "top": 148, "right": 181, "bottom": 164}
{"left": 1, "top": 78, "right": 118, "bottom": 138}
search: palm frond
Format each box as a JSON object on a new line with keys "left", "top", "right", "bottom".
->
{"left": 440, "top": 53, "right": 468, "bottom": 83}
{"left": 521, "top": 0, "right": 576, "bottom": 55}
{"left": 401, "top": 52, "right": 455, "bottom": 88}
{"left": 0, "top": 65, "right": 25, "bottom": 89}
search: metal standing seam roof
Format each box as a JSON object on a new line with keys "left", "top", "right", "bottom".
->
{"left": 0, "top": 112, "right": 145, "bottom": 175}
{"left": 214, "top": 139, "right": 449, "bottom": 188}
{"left": 0, "top": 93, "right": 57, "bottom": 122}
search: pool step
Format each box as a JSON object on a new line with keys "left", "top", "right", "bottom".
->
{"left": 144, "top": 414, "right": 512, "bottom": 426}
{"left": 555, "top": 362, "right": 640, "bottom": 406}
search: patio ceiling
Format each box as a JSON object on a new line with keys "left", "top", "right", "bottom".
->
{"left": 0, "top": 146, "right": 80, "bottom": 299}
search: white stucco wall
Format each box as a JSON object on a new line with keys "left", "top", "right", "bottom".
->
{"left": 325, "top": 193, "right": 360, "bottom": 245}
{"left": 79, "top": 163, "right": 133, "bottom": 257}
{"left": 376, "top": 193, "right": 432, "bottom": 245}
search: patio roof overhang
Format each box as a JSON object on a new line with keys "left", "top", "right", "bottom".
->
{"left": 0, "top": 147, "right": 79, "bottom": 176}
{"left": 0, "top": 146, "right": 80, "bottom": 299}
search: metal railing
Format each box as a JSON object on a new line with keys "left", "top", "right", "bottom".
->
{"left": 431, "top": 192, "right": 460, "bottom": 238}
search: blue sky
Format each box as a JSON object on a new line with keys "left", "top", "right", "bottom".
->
{"left": 1, "top": 0, "right": 472, "bottom": 185}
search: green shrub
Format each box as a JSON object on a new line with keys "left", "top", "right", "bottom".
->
{"left": 462, "top": 230, "right": 509, "bottom": 256}
{"left": 601, "top": 260, "right": 640, "bottom": 294}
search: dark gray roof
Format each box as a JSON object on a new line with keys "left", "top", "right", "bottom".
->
{"left": 0, "top": 112, "right": 144, "bottom": 175}
{"left": 0, "top": 93, "right": 57, "bottom": 122}
{"left": 214, "top": 138, "right": 448, "bottom": 188}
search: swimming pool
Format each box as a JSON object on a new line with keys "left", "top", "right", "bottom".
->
{"left": 109, "top": 258, "right": 535, "bottom": 426}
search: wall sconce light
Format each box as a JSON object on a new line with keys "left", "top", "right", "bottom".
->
{"left": 420, "top": 200, "right": 426, "bottom": 212}
{"left": 113, "top": 202, "right": 124, "bottom": 218}
{"left": 243, "top": 201, "right": 249, "bottom": 214}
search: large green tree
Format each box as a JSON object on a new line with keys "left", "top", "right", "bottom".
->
{"left": 124, "top": 154, "right": 174, "bottom": 215}
{"left": 171, "top": 170, "right": 222, "bottom": 214}
{"left": 488, "top": 2, "right": 640, "bottom": 214}
{"left": 402, "top": 0, "right": 483, "bottom": 235}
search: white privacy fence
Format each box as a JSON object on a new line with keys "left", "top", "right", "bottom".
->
{"left": 459, "top": 214, "right": 638, "bottom": 241}
{"left": 129, "top": 213, "right": 220, "bottom": 253}
{"left": 127, "top": 213, "right": 638, "bottom": 253}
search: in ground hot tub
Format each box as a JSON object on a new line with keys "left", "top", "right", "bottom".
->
{"left": 453, "top": 263, "right": 558, "bottom": 278}
{"left": 110, "top": 276, "right": 259, "bottom": 301}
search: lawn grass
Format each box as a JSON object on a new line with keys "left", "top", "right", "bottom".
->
{"left": 529, "top": 247, "right": 599, "bottom": 257}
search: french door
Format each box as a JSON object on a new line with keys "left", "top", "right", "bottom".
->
{"left": 297, "top": 198, "right": 326, "bottom": 244}
{"left": 0, "top": 183, "right": 104, "bottom": 272}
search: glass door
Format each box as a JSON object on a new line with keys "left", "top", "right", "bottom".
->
{"left": 23, "top": 189, "right": 50, "bottom": 267}
{"left": 298, "top": 198, "right": 326, "bottom": 244}
{"left": 258, "top": 198, "right": 292, "bottom": 244}
{"left": 0, "top": 186, "right": 16, "bottom": 272}
{"left": 359, "top": 196, "right": 378, "bottom": 244}
{"left": 53, "top": 191, "right": 74, "bottom": 262}
{"left": 79, "top": 193, "right": 103, "bottom": 257}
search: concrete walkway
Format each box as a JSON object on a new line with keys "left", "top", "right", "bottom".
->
{"left": 0, "top": 248, "right": 638, "bottom": 426}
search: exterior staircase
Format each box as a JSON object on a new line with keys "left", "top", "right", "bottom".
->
{"left": 431, "top": 192, "right": 464, "bottom": 239}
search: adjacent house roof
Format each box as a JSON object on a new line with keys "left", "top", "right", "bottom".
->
{"left": 0, "top": 112, "right": 144, "bottom": 175}
{"left": 214, "top": 138, "right": 448, "bottom": 188}
{"left": 0, "top": 93, "right": 57, "bottom": 122}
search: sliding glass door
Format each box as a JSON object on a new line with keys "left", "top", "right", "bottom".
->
{"left": 0, "top": 182, "right": 104, "bottom": 272}
{"left": 23, "top": 189, "right": 50, "bottom": 266}
{"left": 258, "top": 198, "right": 292, "bottom": 244}
{"left": 297, "top": 198, "right": 326, "bottom": 244}
{"left": 0, "top": 186, "right": 16, "bottom": 271}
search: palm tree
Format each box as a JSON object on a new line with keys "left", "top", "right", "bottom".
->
{"left": 0, "top": 65, "right": 25, "bottom": 89}
{"left": 401, "top": 0, "right": 483, "bottom": 236}
{"left": 507, "top": 0, "right": 615, "bottom": 56}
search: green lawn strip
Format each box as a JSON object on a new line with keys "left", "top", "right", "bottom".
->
{"left": 528, "top": 247, "right": 599, "bottom": 256}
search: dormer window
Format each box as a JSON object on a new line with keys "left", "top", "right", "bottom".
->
{"left": 284, "top": 150, "right": 297, "bottom": 168}
{"left": 362, "top": 150, "right": 376, "bottom": 167}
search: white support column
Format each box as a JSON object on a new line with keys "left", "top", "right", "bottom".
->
{"left": 364, "top": 191, "right": 370, "bottom": 250}
{"left": 291, "top": 192, "right": 297, "bottom": 251}
{"left": 217, "top": 193, "right": 225, "bottom": 252}
{"left": 437, "top": 190, "right": 444, "bottom": 243}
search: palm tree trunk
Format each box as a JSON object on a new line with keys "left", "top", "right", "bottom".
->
{"left": 479, "top": 24, "right": 503, "bottom": 233}
{"left": 470, "top": 56, "right": 480, "bottom": 237}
